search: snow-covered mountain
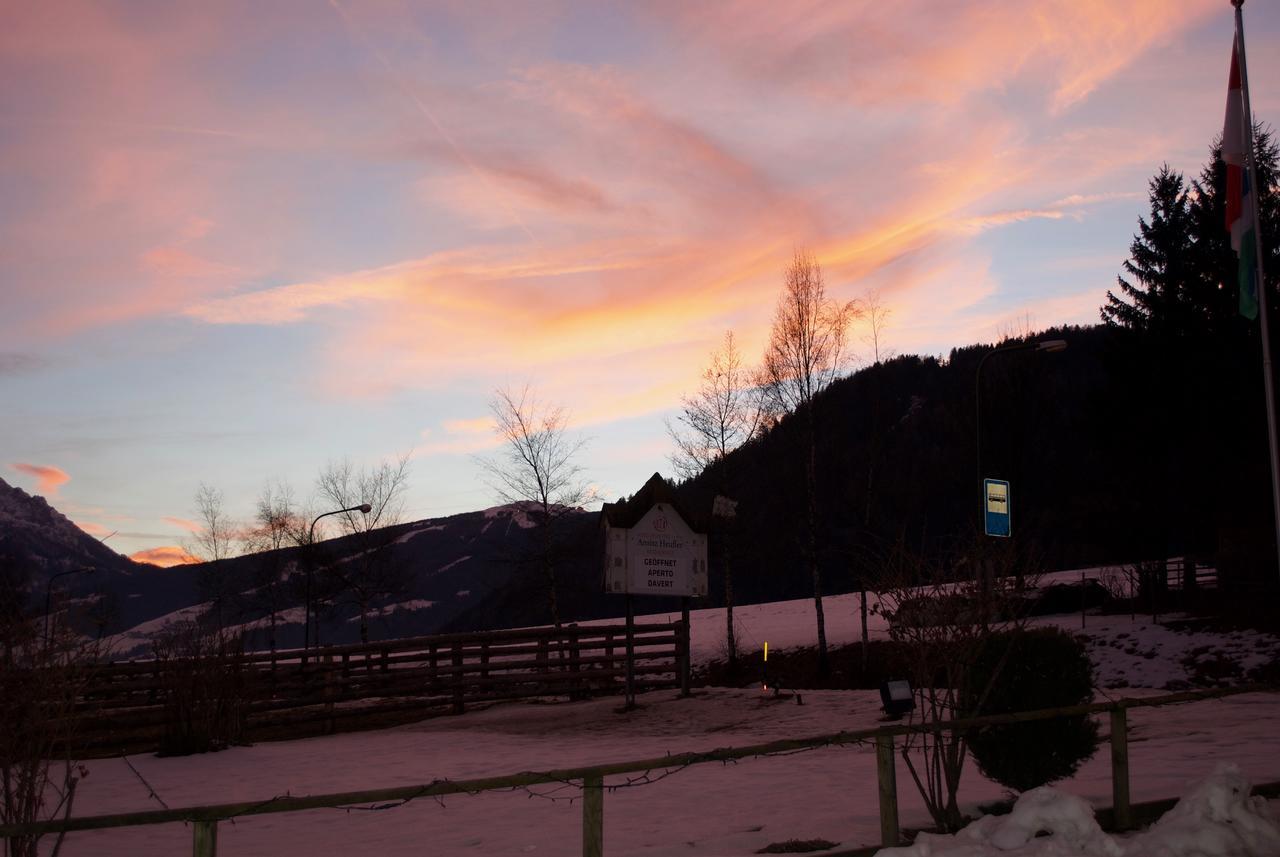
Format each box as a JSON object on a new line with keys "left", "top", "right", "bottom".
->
{"left": 101, "top": 503, "right": 627, "bottom": 657}
{"left": 0, "top": 476, "right": 137, "bottom": 580}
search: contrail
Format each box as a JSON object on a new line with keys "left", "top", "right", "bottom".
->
{"left": 327, "top": 0, "right": 540, "bottom": 246}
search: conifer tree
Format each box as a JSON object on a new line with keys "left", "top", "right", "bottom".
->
{"left": 1101, "top": 165, "right": 1194, "bottom": 334}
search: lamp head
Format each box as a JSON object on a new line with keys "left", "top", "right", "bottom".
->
{"left": 1036, "top": 339, "right": 1068, "bottom": 353}
{"left": 358, "top": 504, "right": 372, "bottom": 514}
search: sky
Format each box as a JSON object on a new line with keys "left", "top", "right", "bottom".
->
{"left": 3, "top": 1, "right": 1280, "bottom": 564}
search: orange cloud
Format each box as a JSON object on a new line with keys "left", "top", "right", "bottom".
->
{"left": 75, "top": 520, "right": 111, "bottom": 537}
{"left": 10, "top": 463, "right": 70, "bottom": 496}
{"left": 442, "top": 417, "right": 493, "bottom": 435}
{"left": 129, "top": 546, "right": 202, "bottom": 568}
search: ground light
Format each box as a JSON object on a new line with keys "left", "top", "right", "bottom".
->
{"left": 880, "top": 679, "right": 915, "bottom": 719}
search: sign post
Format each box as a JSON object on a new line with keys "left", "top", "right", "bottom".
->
{"left": 983, "top": 478, "right": 1011, "bottom": 538}
{"left": 603, "top": 499, "right": 707, "bottom": 709}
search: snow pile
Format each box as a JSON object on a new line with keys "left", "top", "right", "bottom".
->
{"left": 1139, "top": 764, "right": 1280, "bottom": 857}
{"left": 877, "top": 765, "right": 1279, "bottom": 857}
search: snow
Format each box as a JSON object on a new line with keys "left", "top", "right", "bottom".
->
{"left": 481, "top": 502, "right": 540, "bottom": 529}
{"left": 881, "top": 765, "right": 1280, "bottom": 857}
{"left": 392, "top": 524, "right": 445, "bottom": 545}
{"left": 52, "top": 688, "right": 1280, "bottom": 856}
{"left": 49, "top": 570, "right": 1280, "bottom": 857}
{"left": 433, "top": 555, "right": 471, "bottom": 574}
{"left": 344, "top": 600, "right": 435, "bottom": 622}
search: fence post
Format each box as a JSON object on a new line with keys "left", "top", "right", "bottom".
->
{"left": 567, "top": 625, "right": 581, "bottom": 698}
{"left": 678, "top": 611, "right": 691, "bottom": 698}
{"left": 193, "top": 819, "right": 218, "bottom": 857}
{"left": 582, "top": 774, "right": 603, "bottom": 857}
{"left": 876, "top": 732, "right": 899, "bottom": 848}
{"left": 323, "top": 652, "right": 336, "bottom": 734}
{"left": 1110, "top": 706, "right": 1131, "bottom": 830}
{"left": 451, "top": 644, "right": 465, "bottom": 715}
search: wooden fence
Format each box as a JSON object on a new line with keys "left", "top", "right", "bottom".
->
{"left": 70, "top": 621, "right": 688, "bottom": 752}
{"left": 3, "top": 685, "right": 1274, "bottom": 856}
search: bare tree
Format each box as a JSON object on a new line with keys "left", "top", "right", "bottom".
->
{"left": 187, "top": 483, "right": 241, "bottom": 630}
{"left": 479, "top": 385, "right": 593, "bottom": 629}
{"left": 1, "top": 552, "right": 95, "bottom": 857}
{"left": 861, "top": 289, "right": 894, "bottom": 365}
{"left": 762, "top": 250, "right": 859, "bottom": 675}
{"left": 667, "top": 330, "right": 765, "bottom": 669}
{"left": 241, "top": 481, "right": 303, "bottom": 653}
{"left": 857, "top": 288, "right": 894, "bottom": 668}
{"left": 315, "top": 454, "right": 412, "bottom": 644}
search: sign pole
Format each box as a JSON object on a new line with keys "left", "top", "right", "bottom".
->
{"left": 624, "top": 593, "right": 636, "bottom": 710}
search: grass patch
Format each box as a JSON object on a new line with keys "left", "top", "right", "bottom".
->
{"left": 697, "top": 639, "right": 916, "bottom": 691}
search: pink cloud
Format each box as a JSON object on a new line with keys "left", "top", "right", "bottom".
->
{"left": 655, "top": 0, "right": 1220, "bottom": 111}
{"left": 74, "top": 520, "right": 110, "bottom": 537}
{"left": 10, "top": 462, "right": 70, "bottom": 496}
{"left": 161, "top": 516, "right": 203, "bottom": 534}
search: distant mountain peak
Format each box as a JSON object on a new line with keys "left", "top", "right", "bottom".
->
{"left": 0, "top": 476, "right": 135, "bottom": 579}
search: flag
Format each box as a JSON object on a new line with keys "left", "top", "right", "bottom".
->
{"left": 1224, "top": 33, "right": 1259, "bottom": 320}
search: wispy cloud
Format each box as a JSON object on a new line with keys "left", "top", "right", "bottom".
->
{"left": 161, "top": 516, "right": 203, "bottom": 534}
{"left": 74, "top": 520, "right": 111, "bottom": 537}
{"left": 10, "top": 462, "right": 70, "bottom": 496}
{"left": 0, "top": 353, "right": 48, "bottom": 375}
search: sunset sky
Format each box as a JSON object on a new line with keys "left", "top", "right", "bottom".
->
{"left": 3, "top": 1, "right": 1278, "bottom": 564}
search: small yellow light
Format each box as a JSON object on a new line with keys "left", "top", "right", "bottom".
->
{"left": 764, "top": 641, "right": 768, "bottom": 662}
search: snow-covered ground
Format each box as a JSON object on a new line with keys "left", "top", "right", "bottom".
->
{"left": 49, "top": 572, "right": 1280, "bottom": 857}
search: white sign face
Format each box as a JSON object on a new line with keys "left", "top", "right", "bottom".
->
{"left": 604, "top": 503, "right": 707, "bottom": 597}
{"left": 985, "top": 481, "right": 1008, "bottom": 514}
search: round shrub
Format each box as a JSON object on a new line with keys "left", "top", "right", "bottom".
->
{"left": 963, "top": 627, "right": 1099, "bottom": 793}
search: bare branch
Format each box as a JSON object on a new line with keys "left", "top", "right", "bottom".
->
{"left": 667, "top": 330, "right": 766, "bottom": 481}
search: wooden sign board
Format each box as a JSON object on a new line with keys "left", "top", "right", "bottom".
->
{"left": 604, "top": 503, "right": 707, "bottom": 597}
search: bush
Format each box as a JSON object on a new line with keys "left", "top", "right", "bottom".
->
{"left": 963, "top": 627, "right": 1099, "bottom": 793}
{"left": 152, "top": 622, "right": 250, "bottom": 756}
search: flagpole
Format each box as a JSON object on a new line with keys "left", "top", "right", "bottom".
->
{"left": 1233, "top": 0, "right": 1280, "bottom": 584}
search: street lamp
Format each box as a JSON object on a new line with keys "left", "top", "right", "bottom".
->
{"left": 975, "top": 339, "right": 1068, "bottom": 530}
{"left": 303, "top": 503, "right": 371, "bottom": 664}
{"left": 44, "top": 566, "right": 95, "bottom": 647}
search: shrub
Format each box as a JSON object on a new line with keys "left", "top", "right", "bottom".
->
{"left": 963, "top": 627, "right": 1099, "bottom": 793}
{"left": 152, "top": 622, "right": 250, "bottom": 756}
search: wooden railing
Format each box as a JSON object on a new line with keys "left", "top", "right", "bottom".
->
{"left": 3, "top": 685, "right": 1274, "bottom": 856}
{"left": 70, "top": 621, "right": 687, "bottom": 752}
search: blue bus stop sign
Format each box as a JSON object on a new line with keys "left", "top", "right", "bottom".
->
{"left": 984, "top": 478, "right": 1010, "bottom": 537}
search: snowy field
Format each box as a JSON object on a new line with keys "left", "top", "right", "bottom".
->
{"left": 50, "top": 573, "right": 1280, "bottom": 856}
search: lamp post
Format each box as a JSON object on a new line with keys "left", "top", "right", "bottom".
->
{"left": 975, "top": 338, "right": 1067, "bottom": 531}
{"left": 303, "top": 503, "right": 371, "bottom": 664}
{"left": 44, "top": 566, "right": 95, "bottom": 647}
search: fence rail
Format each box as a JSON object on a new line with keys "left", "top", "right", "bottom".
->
{"left": 68, "top": 621, "right": 687, "bottom": 751}
{"left": 3, "top": 684, "right": 1274, "bottom": 856}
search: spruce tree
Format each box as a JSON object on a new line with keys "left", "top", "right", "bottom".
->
{"left": 1101, "top": 165, "right": 1194, "bottom": 334}
{"left": 1189, "top": 126, "right": 1280, "bottom": 335}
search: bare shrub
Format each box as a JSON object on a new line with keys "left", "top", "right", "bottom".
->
{"left": 873, "top": 537, "right": 1039, "bottom": 832}
{"left": 1, "top": 555, "right": 96, "bottom": 857}
{"left": 151, "top": 622, "right": 251, "bottom": 756}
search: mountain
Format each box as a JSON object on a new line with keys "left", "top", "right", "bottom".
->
{"left": 103, "top": 503, "right": 657, "bottom": 657}
{"left": 1, "top": 476, "right": 665, "bottom": 656}
{"left": 0, "top": 477, "right": 137, "bottom": 580}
